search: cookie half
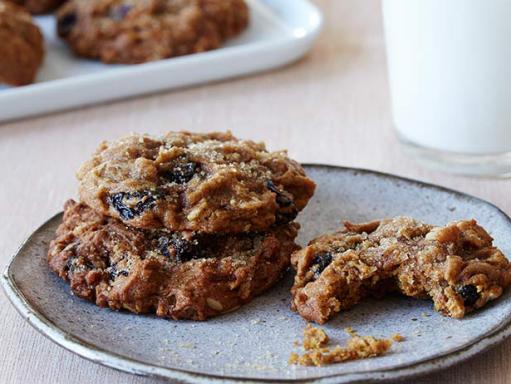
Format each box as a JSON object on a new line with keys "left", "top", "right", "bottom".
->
{"left": 56, "top": 0, "right": 249, "bottom": 64}
{"left": 77, "top": 131, "right": 316, "bottom": 233}
{"left": 291, "top": 217, "right": 511, "bottom": 324}
{"left": 0, "top": 1, "right": 44, "bottom": 86}
{"left": 48, "top": 200, "right": 299, "bottom": 320}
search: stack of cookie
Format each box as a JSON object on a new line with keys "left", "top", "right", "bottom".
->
{"left": 48, "top": 131, "right": 316, "bottom": 320}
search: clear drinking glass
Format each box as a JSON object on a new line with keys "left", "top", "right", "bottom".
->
{"left": 382, "top": 0, "right": 511, "bottom": 176}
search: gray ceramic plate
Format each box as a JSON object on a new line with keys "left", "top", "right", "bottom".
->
{"left": 3, "top": 165, "right": 511, "bottom": 383}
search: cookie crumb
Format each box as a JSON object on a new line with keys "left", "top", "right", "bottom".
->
{"left": 303, "top": 324, "right": 329, "bottom": 350}
{"left": 289, "top": 325, "right": 393, "bottom": 366}
{"left": 392, "top": 333, "right": 405, "bottom": 342}
{"left": 288, "top": 352, "right": 300, "bottom": 365}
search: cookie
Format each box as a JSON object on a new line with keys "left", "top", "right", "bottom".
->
{"left": 77, "top": 131, "right": 316, "bottom": 233}
{"left": 7, "top": 0, "right": 66, "bottom": 14}
{"left": 291, "top": 217, "right": 511, "bottom": 324}
{"left": 56, "top": 0, "right": 249, "bottom": 64}
{"left": 48, "top": 200, "right": 299, "bottom": 320}
{"left": 0, "top": 1, "right": 44, "bottom": 86}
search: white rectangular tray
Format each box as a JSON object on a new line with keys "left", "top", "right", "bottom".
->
{"left": 0, "top": 0, "right": 322, "bottom": 123}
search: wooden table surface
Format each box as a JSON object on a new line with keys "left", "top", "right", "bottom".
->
{"left": 1, "top": 1, "right": 510, "bottom": 383}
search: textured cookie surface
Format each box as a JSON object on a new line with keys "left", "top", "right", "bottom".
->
{"left": 56, "top": 0, "right": 249, "bottom": 63}
{"left": 77, "top": 131, "right": 316, "bottom": 233}
{"left": 48, "top": 200, "right": 299, "bottom": 320}
{"left": 7, "top": 0, "right": 65, "bottom": 14}
{"left": 0, "top": 1, "right": 44, "bottom": 85}
{"left": 291, "top": 217, "right": 511, "bottom": 324}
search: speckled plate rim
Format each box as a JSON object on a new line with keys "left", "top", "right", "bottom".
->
{"left": 3, "top": 164, "right": 511, "bottom": 384}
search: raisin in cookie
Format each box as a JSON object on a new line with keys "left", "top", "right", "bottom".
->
{"left": 0, "top": 1, "right": 44, "bottom": 86}
{"left": 7, "top": 0, "right": 66, "bottom": 14}
{"left": 48, "top": 200, "right": 299, "bottom": 320}
{"left": 77, "top": 131, "right": 316, "bottom": 233}
{"left": 291, "top": 217, "right": 511, "bottom": 324}
{"left": 56, "top": 0, "right": 249, "bottom": 64}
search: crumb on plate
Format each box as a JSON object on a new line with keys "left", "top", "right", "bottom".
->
{"left": 289, "top": 324, "right": 393, "bottom": 366}
{"left": 392, "top": 333, "right": 405, "bottom": 342}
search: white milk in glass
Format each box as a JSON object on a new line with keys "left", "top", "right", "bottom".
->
{"left": 383, "top": 0, "right": 511, "bottom": 174}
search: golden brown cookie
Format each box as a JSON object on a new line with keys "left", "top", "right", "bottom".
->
{"left": 0, "top": 1, "right": 44, "bottom": 86}
{"left": 77, "top": 131, "right": 316, "bottom": 233}
{"left": 291, "top": 217, "right": 511, "bottom": 324}
{"left": 56, "top": 0, "right": 249, "bottom": 64}
{"left": 48, "top": 200, "right": 299, "bottom": 320}
{"left": 7, "top": 0, "right": 66, "bottom": 14}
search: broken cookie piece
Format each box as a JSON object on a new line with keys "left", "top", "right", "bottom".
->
{"left": 291, "top": 217, "right": 511, "bottom": 324}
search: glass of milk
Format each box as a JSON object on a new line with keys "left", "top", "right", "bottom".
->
{"left": 382, "top": 0, "right": 511, "bottom": 176}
